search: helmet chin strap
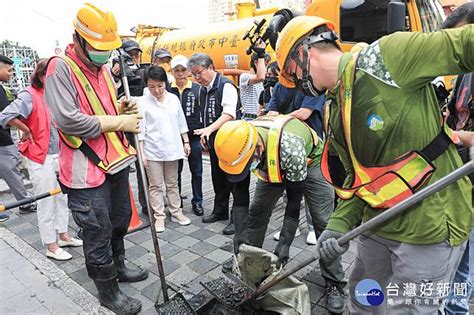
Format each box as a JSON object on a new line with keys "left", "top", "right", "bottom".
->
{"left": 290, "top": 31, "right": 338, "bottom": 97}
{"left": 293, "top": 40, "right": 326, "bottom": 97}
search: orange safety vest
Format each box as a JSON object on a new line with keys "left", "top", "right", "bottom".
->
{"left": 59, "top": 55, "right": 136, "bottom": 175}
{"left": 321, "top": 55, "right": 453, "bottom": 209}
{"left": 251, "top": 115, "right": 319, "bottom": 183}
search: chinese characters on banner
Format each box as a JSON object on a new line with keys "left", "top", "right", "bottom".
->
{"left": 161, "top": 34, "right": 241, "bottom": 54}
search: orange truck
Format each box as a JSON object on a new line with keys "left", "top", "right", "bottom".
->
{"left": 132, "top": 0, "right": 446, "bottom": 81}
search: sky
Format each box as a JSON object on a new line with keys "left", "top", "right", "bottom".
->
{"left": 0, "top": 0, "right": 209, "bottom": 58}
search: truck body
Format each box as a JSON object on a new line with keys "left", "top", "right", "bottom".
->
{"left": 132, "top": 0, "right": 445, "bottom": 78}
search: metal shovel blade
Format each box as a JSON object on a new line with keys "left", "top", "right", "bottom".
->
{"left": 155, "top": 292, "right": 196, "bottom": 315}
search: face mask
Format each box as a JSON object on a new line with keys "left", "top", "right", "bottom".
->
{"left": 249, "top": 145, "right": 262, "bottom": 172}
{"left": 250, "top": 158, "right": 260, "bottom": 172}
{"left": 87, "top": 49, "right": 112, "bottom": 67}
{"left": 263, "top": 77, "right": 278, "bottom": 89}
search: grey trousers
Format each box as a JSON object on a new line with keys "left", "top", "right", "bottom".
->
{"left": 0, "top": 145, "right": 29, "bottom": 201}
{"left": 349, "top": 233, "right": 467, "bottom": 314}
{"left": 304, "top": 165, "right": 345, "bottom": 285}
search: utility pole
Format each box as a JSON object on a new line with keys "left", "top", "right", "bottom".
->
{"left": 254, "top": 0, "right": 260, "bottom": 9}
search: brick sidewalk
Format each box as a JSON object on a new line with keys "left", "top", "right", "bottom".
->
{"left": 0, "top": 161, "right": 356, "bottom": 314}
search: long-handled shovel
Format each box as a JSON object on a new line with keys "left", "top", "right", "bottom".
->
{"left": 0, "top": 187, "right": 61, "bottom": 212}
{"left": 204, "top": 158, "right": 474, "bottom": 309}
{"left": 118, "top": 54, "right": 195, "bottom": 314}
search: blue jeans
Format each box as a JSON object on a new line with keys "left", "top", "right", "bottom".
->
{"left": 178, "top": 136, "right": 203, "bottom": 207}
{"left": 445, "top": 228, "right": 474, "bottom": 314}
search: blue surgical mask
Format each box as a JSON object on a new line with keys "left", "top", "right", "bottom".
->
{"left": 87, "top": 49, "right": 112, "bottom": 67}
{"left": 250, "top": 158, "right": 260, "bottom": 172}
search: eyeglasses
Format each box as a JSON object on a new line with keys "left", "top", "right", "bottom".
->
{"left": 191, "top": 67, "right": 207, "bottom": 78}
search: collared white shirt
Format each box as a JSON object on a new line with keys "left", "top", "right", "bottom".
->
{"left": 138, "top": 91, "right": 188, "bottom": 161}
{"left": 204, "top": 73, "right": 238, "bottom": 119}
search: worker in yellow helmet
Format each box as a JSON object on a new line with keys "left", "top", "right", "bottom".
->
{"left": 214, "top": 115, "right": 346, "bottom": 313}
{"left": 44, "top": 3, "right": 146, "bottom": 314}
{"left": 276, "top": 15, "right": 474, "bottom": 313}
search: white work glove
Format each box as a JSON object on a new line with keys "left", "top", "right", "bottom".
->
{"left": 119, "top": 99, "right": 139, "bottom": 115}
{"left": 317, "top": 229, "right": 348, "bottom": 261}
{"left": 96, "top": 114, "right": 142, "bottom": 133}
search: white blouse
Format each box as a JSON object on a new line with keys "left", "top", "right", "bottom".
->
{"left": 138, "top": 91, "right": 188, "bottom": 161}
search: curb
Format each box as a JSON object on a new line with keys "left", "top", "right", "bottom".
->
{"left": 0, "top": 227, "right": 113, "bottom": 314}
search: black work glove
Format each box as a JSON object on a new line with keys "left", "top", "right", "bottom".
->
{"left": 253, "top": 46, "right": 266, "bottom": 59}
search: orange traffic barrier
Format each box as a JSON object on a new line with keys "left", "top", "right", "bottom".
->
{"left": 127, "top": 185, "right": 150, "bottom": 233}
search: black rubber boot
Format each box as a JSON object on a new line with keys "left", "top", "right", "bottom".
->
{"left": 222, "top": 206, "right": 249, "bottom": 273}
{"left": 232, "top": 206, "right": 249, "bottom": 254}
{"left": 223, "top": 209, "right": 235, "bottom": 235}
{"left": 274, "top": 216, "right": 299, "bottom": 266}
{"left": 87, "top": 262, "right": 142, "bottom": 315}
{"left": 113, "top": 254, "right": 149, "bottom": 283}
{"left": 326, "top": 281, "right": 346, "bottom": 314}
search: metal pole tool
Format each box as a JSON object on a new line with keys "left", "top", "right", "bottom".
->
{"left": 207, "top": 153, "right": 474, "bottom": 309}
{"left": 118, "top": 54, "right": 195, "bottom": 314}
{"left": 118, "top": 54, "right": 169, "bottom": 301}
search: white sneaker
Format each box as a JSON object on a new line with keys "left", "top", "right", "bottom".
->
{"left": 46, "top": 248, "right": 72, "bottom": 261}
{"left": 306, "top": 231, "right": 317, "bottom": 245}
{"left": 155, "top": 219, "right": 165, "bottom": 233}
{"left": 57, "top": 237, "right": 83, "bottom": 247}
{"left": 273, "top": 228, "right": 301, "bottom": 241}
{"left": 171, "top": 213, "right": 191, "bottom": 226}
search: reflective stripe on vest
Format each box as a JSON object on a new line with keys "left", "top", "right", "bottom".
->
{"left": 59, "top": 56, "right": 136, "bottom": 175}
{"left": 251, "top": 115, "right": 319, "bottom": 183}
{"left": 321, "top": 55, "right": 449, "bottom": 209}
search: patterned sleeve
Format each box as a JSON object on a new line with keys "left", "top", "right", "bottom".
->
{"left": 279, "top": 131, "right": 307, "bottom": 182}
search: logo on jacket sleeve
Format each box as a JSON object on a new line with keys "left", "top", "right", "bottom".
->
{"left": 368, "top": 114, "right": 384, "bottom": 131}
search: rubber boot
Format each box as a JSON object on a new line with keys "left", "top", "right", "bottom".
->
{"left": 232, "top": 206, "right": 249, "bottom": 254}
{"left": 222, "top": 206, "right": 249, "bottom": 273}
{"left": 246, "top": 215, "right": 269, "bottom": 249}
{"left": 223, "top": 209, "right": 235, "bottom": 235}
{"left": 113, "top": 254, "right": 149, "bottom": 283}
{"left": 87, "top": 262, "right": 142, "bottom": 315}
{"left": 274, "top": 216, "right": 299, "bottom": 266}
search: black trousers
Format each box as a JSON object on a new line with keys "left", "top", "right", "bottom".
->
{"left": 208, "top": 133, "right": 250, "bottom": 216}
{"left": 67, "top": 168, "right": 132, "bottom": 265}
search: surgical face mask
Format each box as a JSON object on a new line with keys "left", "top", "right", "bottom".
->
{"left": 249, "top": 145, "right": 262, "bottom": 172}
{"left": 250, "top": 158, "right": 260, "bottom": 172}
{"left": 87, "top": 49, "right": 112, "bottom": 67}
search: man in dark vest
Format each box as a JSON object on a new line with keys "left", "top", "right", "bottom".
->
{"left": 169, "top": 55, "right": 204, "bottom": 216}
{"left": 188, "top": 52, "right": 248, "bottom": 235}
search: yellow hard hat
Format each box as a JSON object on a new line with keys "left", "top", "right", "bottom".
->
{"left": 275, "top": 16, "right": 335, "bottom": 88}
{"left": 73, "top": 3, "right": 122, "bottom": 51}
{"left": 215, "top": 120, "right": 258, "bottom": 181}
